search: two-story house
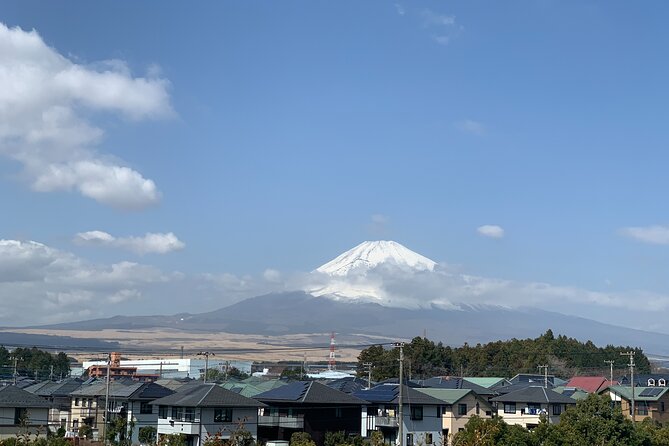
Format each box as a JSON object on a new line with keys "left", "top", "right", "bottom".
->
{"left": 24, "top": 378, "right": 83, "bottom": 432}
{"left": 0, "top": 386, "right": 51, "bottom": 440}
{"left": 491, "top": 386, "right": 575, "bottom": 428}
{"left": 151, "top": 383, "right": 265, "bottom": 446}
{"left": 354, "top": 384, "right": 444, "bottom": 446}
{"left": 255, "top": 380, "right": 367, "bottom": 446}
{"left": 603, "top": 385, "right": 669, "bottom": 423}
{"left": 415, "top": 388, "right": 494, "bottom": 444}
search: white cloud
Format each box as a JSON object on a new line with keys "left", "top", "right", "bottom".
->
{"left": 477, "top": 225, "right": 505, "bottom": 238}
{"left": 368, "top": 214, "right": 390, "bottom": 236}
{"left": 455, "top": 119, "right": 486, "bottom": 135}
{"left": 0, "top": 23, "right": 172, "bottom": 209}
{"left": 263, "top": 269, "right": 282, "bottom": 282}
{"left": 74, "top": 230, "right": 185, "bottom": 255}
{"left": 421, "top": 9, "right": 456, "bottom": 26}
{"left": 621, "top": 225, "right": 669, "bottom": 245}
{"left": 395, "top": 3, "right": 405, "bottom": 16}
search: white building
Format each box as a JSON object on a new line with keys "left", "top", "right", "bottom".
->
{"left": 82, "top": 358, "right": 252, "bottom": 379}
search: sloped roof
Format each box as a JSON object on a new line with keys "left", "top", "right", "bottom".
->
{"left": 326, "top": 377, "right": 369, "bottom": 394}
{"left": 25, "top": 379, "right": 84, "bottom": 397}
{"left": 607, "top": 385, "right": 669, "bottom": 402}
{"left": 151, "top": 383, "right": 264, "bottom": 408}
{"left": 463, "top": 377, "right": 508, "bottom": 389}
{"left": 553, "top": 386, "right": 589, "bottom": 401}
{"left": 0, "top": 386, "right": 52, "bottom": 408}
{"left": 256, "top": 381, "right": 366, "bottom": 405}
{"left": 416, "top": 377, "right": 494, "bottom": 395}
{"left": 565, "top": 376, "right": 611, "bottom": 394}
{"left": 354, "top": 384, "right": 445, "bottom": 406}
{"left": 415, "top": 388, "right": 473, "bottom": 405}
{"left": 491, "top": 386, "right": 576, "bottom": 404}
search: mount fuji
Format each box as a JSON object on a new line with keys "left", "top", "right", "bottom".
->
{"left": 33, "top": 240, "right": 669, "bottom": 355}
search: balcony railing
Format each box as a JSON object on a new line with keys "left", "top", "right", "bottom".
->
{"left": 258, "top": 415, "right": 305, "bottom": 429}
{"left": 374, "top": 416, "right": 399, "bottom": 427}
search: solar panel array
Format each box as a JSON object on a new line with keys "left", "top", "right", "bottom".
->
{"left": 259, "top": 381, "right": 310, "bottom": 401}
{"left": 639, "top": 387, "right": 664, "bottom": 397}
{"left": 354, "top": 385, "right": 398, "bottom": 403}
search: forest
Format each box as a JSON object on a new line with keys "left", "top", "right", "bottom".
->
{"left": 356, "top": 330, "right": 651, "bottom": 381}
{"left": 0, "top": 346, "right": 71, "bottom": 380}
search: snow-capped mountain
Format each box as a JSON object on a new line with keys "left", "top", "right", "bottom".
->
{"left": 309, "top": 240, "right": 437, "bottom": 303}
{"left": 315, "top": 240, "right": 436, "bottom": 276}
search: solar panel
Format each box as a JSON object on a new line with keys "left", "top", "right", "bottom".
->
{"left": 562, "top": 389, "right": 575, "bottom": 397}
{"left": 639, "top": 388, "right": 663, "bottom": 397}
{"left": 259, "top": 382, "right": 309, "bottom": 401}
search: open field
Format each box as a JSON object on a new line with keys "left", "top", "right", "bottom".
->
{"left": 0, "top": 328, "right": 392, "bottom": 364}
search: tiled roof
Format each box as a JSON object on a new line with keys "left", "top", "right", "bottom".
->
{"left": 414, "top": 388, "right": 473, "bottom": 405}
{"left": 565, "top": 376, "right": 611, "bottom": 394}
{"left": 491, "top": 386, "right": 576, "bottom": 404}
{"left": 0, "top": 386, "right": 52, "bottom": 408}
{"left": 607, "top": 385, "right": 669, "bottom": 402}
{"left": 151, "top": 383, "right": 265, "bottom": 408}
{"left": 256, "top": 381, "right": 367, "bottom": 405}
{"left": 416, "top": 377, "right": 494, "bottom": 395}
{"left": 463, "top": 377, "right": 508, "bottom": 389}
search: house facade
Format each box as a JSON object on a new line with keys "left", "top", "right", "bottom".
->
{"left": 354, "top": 384, "right": 444, "bottom": 446}
{"left": 415, "top": 389, "right": 494, "bottom": 444}
{"left": 0, "top": 386, "right": 51, "bottom": 440}
{"left": 491, "top": 386, "right": 575, "bottom": 429}
{"left": 152, "top": 383, "right": 263, "bottom": 446}
{"left": 603, "top": 385, "right": 669, "bottom": 423}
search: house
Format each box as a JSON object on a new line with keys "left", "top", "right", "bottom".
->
{"left": 415, "top": 377, "right": 498, "bottom": 401}
{"left": 490, "top": 386, "right": 576, "bottom": 428}
{"left": 151, "top": 383, "right": 264, "bottom": 446}
{"left": 602, "top": 385, "right": 669, "bottom": 423}
{"left": 0, "top": 386, "right": 51, "bottom": 439}
{"left": 69, "top": 380, "right": 173, "bottom": 442}
{"left": 564, "top": 376, "right": 615, "bottom": 394}
{"left": 255, "top": 380, "right": 366, "bottom": 446}
{"left": 24, "top": 378, "right": 82, "bottom": 432}
{"left": 415, "top": 388, "right": 494, "bottom": 445}
{"left": 508, "top": 374, "right": 565, "bottom": 387}
{"left": 354, "top": 384, "right": 444, "bottom": 446}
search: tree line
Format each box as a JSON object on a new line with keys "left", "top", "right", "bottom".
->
{"left": 357, "top": 330, "right": 651, "bottom": 381}
{"left": 0, "top": 346, "right": 70, "bottom": 380}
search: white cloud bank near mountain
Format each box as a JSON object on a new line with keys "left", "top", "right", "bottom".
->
{"left": 0, "top": 23, "right": 172, "bottom": 209}
{"left": 74, "top": 231, "right": 185, "bottom": 255}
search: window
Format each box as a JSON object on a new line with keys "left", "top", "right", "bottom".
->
{"left": 476, "top": 402, "right": 480, "bottom": 415}
{"left": 649, "top": 379, "right": 656, "bottom": 387}
{"left": 425, "top": 433, "right": 433, "bottom": 445}
{"left": 411, "top": 406, "right": 423, "bottom": 420}
{"left": 140, "top": 402, "right": 152, "bottom": 414}
{"left": 172, "top": 407, "right": 183, "bottom": 420}
{"left": 662, "top": 402, "right": 665, "bottom": 413}
{"left": 14, "top": 408, "right": 27, "bottom": 425}
{"left": 458, "top": 404, "right": 467, "bottom": 416}
{"left": 406, "top": 434, "right": 413, "bottom": 446}
{"left": 72, "top": 420, "right": 78, "bottom": 429}
{"left": 75, "top": 398, "right": 80, "bottom": 407}
{"left": 660, "top": 379, "right": 667, "bottom": 387}
{"left": 184, "top": 408, "right": 195, "bottom": 422}
{"left": 335, "top": 408, "right": 343, "bottom": 418}
{"left": 504, "top": 403, "right": 516, "bottom": 414}
{"left": 214, "top": 408, "right": 233, "bottom": 423}
{"left": 552, "top": 404, "right": 562, "bottom": 416}
{"left": 82, "top": 399, "right": 87, "bottom": 408}
{"left": 159, "top": 406, "right": 168, "bottom": 419}
{"left": 638, "top": 405, "right": 649, "bottom": 416}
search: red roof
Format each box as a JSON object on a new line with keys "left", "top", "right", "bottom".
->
{"left": 566, "top": 376, "right": 618, "bottom": 393}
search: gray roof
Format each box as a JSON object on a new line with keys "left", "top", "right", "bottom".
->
{"left": 491, "top": 386, "right": 576, "bottom": 404}
{"left": 0, "top": 386, "right": 52, "bottom": 408}
{"left": 25, "top": 379, "right": 83, "bottom": 397}
{"left": 71, "top": 381, "right": 172, "bottom": 400}
{"left": 354, "top": 384, "right": 445, "bottom": 406}
{"left": 151, "top": 383, "right": 265, "bottom": 408}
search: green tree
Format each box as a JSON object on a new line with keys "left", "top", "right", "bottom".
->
{"left": 290, "top": 432, "right": 316, "bottom": 446}
{"left": 158, "top": 434, "right": 186, "bottom": 446}
{"left": 139, "top": 426, "right": 157, "bottom": 446}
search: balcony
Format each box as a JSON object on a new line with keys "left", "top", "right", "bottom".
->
{"left": 258, "top": 414, "right": 305, "bottom": 429}
{"left": 374, "top": 416, "right": 399, "bottom": 427}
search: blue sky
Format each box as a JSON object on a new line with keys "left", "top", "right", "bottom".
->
{"left": 2, "top": 1, "right": 669, "bottom": 328}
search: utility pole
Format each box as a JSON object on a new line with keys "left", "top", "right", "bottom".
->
{"left": 363, "top": 362, "right": 373, "bottom": 389}
{"left": 13, "top": 356, "right": 17, "bottom": 385}
{"left": 103, "top": 353, "right": 111, "bottom": 446}
{"left": 621, "top": 351, "right": 636, "bottom": 422}
{"left": 538, "top": 365, "right": 549, "bottom": 388}
{"left": 394, "top": 343, "right": 405, "bottom": 446}
{"left": 50, "top": 365, "right": 54, "bottom": 381}
{"left": 197, "top": 351, "right": 214, "bottom": 383}
{"left": 605, "top": 360, "right": 615, "bottom": 384}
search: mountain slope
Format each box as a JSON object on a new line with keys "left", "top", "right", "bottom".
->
{"left": 39, "top": 291, "right": 669, "bottom": 355}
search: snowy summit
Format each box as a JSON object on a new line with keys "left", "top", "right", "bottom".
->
{"left": 315, "top": 240, "right": 436, "bottom": 276}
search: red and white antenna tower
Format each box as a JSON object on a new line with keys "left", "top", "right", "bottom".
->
{"left": 328, "top": 332, "right": 337, "bottom": 371}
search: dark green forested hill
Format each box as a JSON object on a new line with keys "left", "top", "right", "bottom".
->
{"left": 0, "top": 346, "right": 71, "bottom": 380}
{"left": 357, "top": 330, "right": 650, "bottom": 381}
